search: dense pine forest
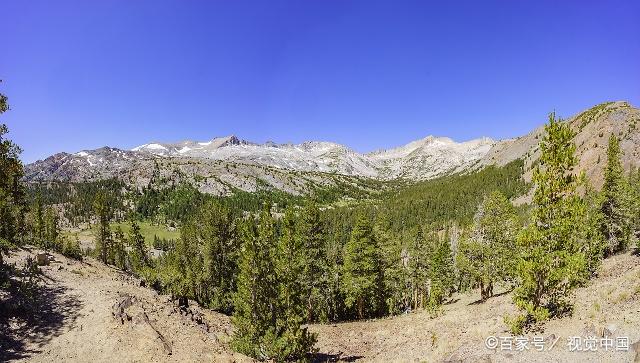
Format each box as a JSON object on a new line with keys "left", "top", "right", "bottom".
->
{"left": 2, "top": 85, "right": 640, "bottom": 361}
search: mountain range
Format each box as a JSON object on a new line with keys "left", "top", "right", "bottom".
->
{"left": 24, "top": 101, "right": 640, "bottom": 195}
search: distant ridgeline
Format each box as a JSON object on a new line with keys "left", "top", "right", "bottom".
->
{"left": 25, "top": 158, "right": 527, "bottom": 230}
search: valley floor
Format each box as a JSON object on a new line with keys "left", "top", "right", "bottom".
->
{"left": 1, "top": 249, "right": 639, "bottom": 362}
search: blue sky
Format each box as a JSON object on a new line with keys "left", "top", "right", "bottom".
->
{"left": 1, "top": 0, "right": 639, "bottom": 163}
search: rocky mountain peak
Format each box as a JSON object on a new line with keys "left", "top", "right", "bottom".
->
{"left": 23, "top": 101, "right": 640, "bottom": 195}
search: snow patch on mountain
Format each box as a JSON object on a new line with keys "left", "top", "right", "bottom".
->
{"left": 127, "top": 135, "right": 495, "bottom": 180}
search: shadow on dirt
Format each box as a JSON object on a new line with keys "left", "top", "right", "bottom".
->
{"left": 0, "top": 262, "right": 82, "bottom": 361}
{"left": 311, "top": 352, "right": 364, "bottom": 362}
{"left": 468, "top": 289, "right": 511, "bottom": 305}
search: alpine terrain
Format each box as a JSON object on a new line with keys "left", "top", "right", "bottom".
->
{"left": 24, "top": 101, "right": 640, "bottom": 194}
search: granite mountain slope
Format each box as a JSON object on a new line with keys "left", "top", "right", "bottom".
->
{"left": 24, "top": 101, "right": 640, "bottom": 195}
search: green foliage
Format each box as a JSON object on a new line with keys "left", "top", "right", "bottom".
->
{"left": 268, "top": 207, "right": 317, "bottom": 361}
{"left": 427, "top": 234, "right": 455, "bottom": 314}
{"left": 580, "top": 179, "right": 607, "bottom": 274}
{"left": 601, "top": 134, "right": 633, "bottom": 254}
{"left": 457, "top": 191, "right": 519, "bottom": 300}
{"left": 43, "top": 207, "right": 59, "bottom": 250}
{"left": 128, "top": 220, "right": 148, "bottom": 273}
{"left": 135, "top": 177, "right": 206, "bottom": 224}
{"left": 28, "top": 179, "right": 128, "bottom": 226}
{"left": 379, "top": 220, "right": 411, "bottom": 315}
{"left": 231, "top": 210, "right": 279, "bottom": 360}
{"left": 341, "top": 215, "right": 384, "bottom": 319}
{"left": 296, "top": 201, "right": 329, "bottom": 322}
{"left": 511, "top": 113, "right": 592, "bottom": 332}
{"left": 61, "top": 235, "right": 83, "bottom": 261}
{"left": 0, "top": 88, "right": 27, "bottom": 264}
{"left": 407, "top": 229, "right": 431, "bottom": 311}
{"left": 93, "top": 191, "right": 113, "bottom": 264}
{"left": 111, "top": 227, "right": 128, "bottom": 270}
{"left": 192, "top": 201, "right": 237, "bottom": 312}
{"left": 377, "top": 159, "right": 527, "bottom": 231}
{"left": 630, "top": 167, "right": 640, "bottom": 247}
{"left": 148, "top": 201, "right": 237, "bottom": 312}
{"left": 576, "top": 101, "right": 615, "bottom": 131}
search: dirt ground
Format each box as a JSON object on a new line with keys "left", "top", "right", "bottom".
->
{"left": 1, "top": 248, "right": 639, "bottom": 362}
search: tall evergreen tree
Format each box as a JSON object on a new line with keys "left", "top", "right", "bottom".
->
{"left": 43, "top": 206, "right": 59, "bottom": 250}
{"left": 297, "top": 201, "right": 328, "bottom": 322}
{"left": 0, "top": 86, "right": 27, "bottom": 265}
{"left": 193, "top": 201, "right": 237, "bottom": 313}
{"left": 511, "top": 113, "right": 590, "bottom": 333}
{"left": 112, "top": 227, "right": 128, "bottom": 270}
{"left": 580, "top": 176, "right": 607, "bottom": 274}
{"left": 630, "top": 167, "right": 640, "bottom": 246}
{"left": 407, "top": 229, "right": 430, "bottom": 310}
{"left": 33, "top": 196, "right": 45, "bottom": 246}
{"left": 601, "top": 134, "right": 632, "bottom": 254}
{"left": 128, "top": 220, "right": 148, "bottom": 272}
{"left": 266, "top": 207, "right": 317, "bottom": 361}
{"left": 378, "top": 219, "right": 410, "bottom": 315}
{"left": 427, "top": 233, "right": 455, "bottom": 313}
{"left": 341, "top": 215, "right": 383, "bottom": 319}
{"left": 93, "top": 191, "right": 112, "bottom": 264}
{"left": 231, "top": 210, "right": 279, "bottom": 360}
{"left": 457, "top": 191, "right": 518, "bottom": 301}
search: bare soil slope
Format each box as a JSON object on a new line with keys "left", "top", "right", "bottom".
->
{"left": 1, "top": 249, "right": 251, "bottom": 363}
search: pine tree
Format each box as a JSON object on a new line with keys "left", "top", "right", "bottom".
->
{"left": 427, "top": 233, "right": 455, "bottom": 313}
{"left": 297, "top": 201, "right": 328, "bottom": 322}
{"left": 378, "top": 219, "right": 410, "bottom": 315}
{"left": 62, "top": 235, "right": 83, "bottom": 260}
{"left": 44, "top": 206, "right": 59, "bottom": 250}
{"left": 601, "top": 134, "right": 632, "bottom": 254}
{"left": 407, "top": 229, "right": 430, "bottom": 310}
{"left": 112, "top": 227, "right": 128, "bottom": 270}
{"left": 195, "top": 201, "right": 237, "bottom": 313}
{"left": 93, "top": 191, "right": 112, "bottom": 264}
{"left": 33, "top": 196, "right": 45, "bottom": 246}
{"left": 231, "top": 209, "right": 279, "bottom": 360}
{"left": 0, "top": 87, "right": 26, "bottom": 265}
{"left": 128, "top": 220, "right": 148, "bottom": 272}
{"left": 266, "top": 207, "right": 317, "bottom": 361}
{"left": 511, "top": 113, "right": 590, "bottom": 333}
{"left": 630, "top": 167, "right": 640, "bottom": 247}
{"left": 324, "top": 218, "right": 348, "bottom": 322}
{"left": 342, "top": 215, "right": 383, "bottom": 319}
{"left": 457, "top": 191, "right": 518, "bottom": 301}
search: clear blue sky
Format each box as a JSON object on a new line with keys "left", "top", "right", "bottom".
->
{"left": 1, "top": 0, "right": 639, "bottom": 163}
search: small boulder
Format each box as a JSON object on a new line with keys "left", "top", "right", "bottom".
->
{"left": 112, "top": 295, "right": 135, "bottom": 324}
{"left": 36, "top": 253, "right": 49, "bottom": 266}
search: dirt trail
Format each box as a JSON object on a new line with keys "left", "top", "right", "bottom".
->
{"left": 2, "top": 249, "right": 251, "bottom": 363}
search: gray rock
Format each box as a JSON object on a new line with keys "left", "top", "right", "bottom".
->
{"left": 36, "top": 253, "right": 49, "bottom": 266}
